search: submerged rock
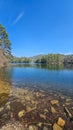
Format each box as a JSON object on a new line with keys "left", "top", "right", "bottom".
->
{"left": 29, "top": 125, "right": 38, "bottom": 130}
{"left": 6, "top": 104, "right": 11, "bottom": 110}
{"left": 60, "top": 96, "right": 65, "bottom": 99}
{"left": 50, "top": 100, "right": 59, "bottom": 105}
{"left": 53, "top": 123, "right": 63, "bottom": 130}
{"left": 25, "top": 96, "right": 31, "bottom": 101}
{"left": 26, "top": 106, "right": 32, "bottom": 111}
{"left": 37, "top": 122, "right": 42, "bottom": 127}
{"left": 44, "top": 109, "right": 48, "bottom": 113}
{"left": 18, "top": 110, "right": 25, "bottom": 118}
{"left": 0, "top": 107, "right": 4, "bottom": 112}
{"left": 51, "top": 106, "right": 56, "bottom": 114}
{"left": 31, "top": 100, "right": 36, "bottom": 104}
{"left": 40, "top": 114, "right": 46, "bottom": 120}
{"left": 57, "top": 117, "right": 65, "bottom": 127}
{"left": 66, "top": 98, "right": 72, "bottom": 102}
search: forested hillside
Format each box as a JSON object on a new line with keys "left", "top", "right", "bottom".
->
{"left": 34, "top": 54, "right": 73, "bottom": 65}
{"left": 11, "top": 54, "right": 73, "bottom": 65}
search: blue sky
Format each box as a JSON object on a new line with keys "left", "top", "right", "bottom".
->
{"left": 0, "top": 0, "right": 73, "bottom": 57}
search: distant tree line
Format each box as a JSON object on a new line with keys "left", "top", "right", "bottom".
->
{"left": 11, "top": 57, "right": 31, "bottom": 63}
{"left": 11, "top": 54, "right": 73, "bottom": 64}
{"left": 34, "top": 54, "right": 64, "bottom": 65}
{"left": 34, "top": 54, "right": 73, "bottom": 65}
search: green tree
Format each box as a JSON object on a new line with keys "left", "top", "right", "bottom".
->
{"left": 0, "top": 24, "right": 11, "bottom": 54}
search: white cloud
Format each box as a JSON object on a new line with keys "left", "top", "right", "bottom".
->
{"left": 13, "top": 11, "right": 24, "bottom": 25}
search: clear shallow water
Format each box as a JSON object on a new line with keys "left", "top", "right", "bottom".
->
{"left": 0, "top": 63, "right": 73, "bottom": 91}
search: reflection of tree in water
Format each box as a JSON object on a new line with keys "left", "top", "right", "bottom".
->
{"left": 0, "top": 68, "right": 11, "bottom": 106}
{"left": 11, "top": 63, "right": 64, "bottom": 70}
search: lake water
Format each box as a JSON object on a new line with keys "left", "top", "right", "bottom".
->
{"left": 0, "top": 63, "right": 73, "bottom": 96}
{"left": 0, "top": 63, "right": 73, "bottom": 129}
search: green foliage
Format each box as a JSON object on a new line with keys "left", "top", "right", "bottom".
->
{"left": 0, "top": 24, "right": 11, "bottom": 55}
{"left": 11, "top": 54, "right": 73, "bottom": 65}
{"left": 35, "top": 54, "right": 64, "bottom": 65}
{"left": 11, "top": 57, "right": 31, "bottom": 63}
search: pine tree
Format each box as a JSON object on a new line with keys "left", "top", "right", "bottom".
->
{"left": 0, "top": 24, "right": 11, "bottom": 55}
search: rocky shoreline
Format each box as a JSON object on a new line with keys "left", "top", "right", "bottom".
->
{"left": 0, "top": 86, "right": 73, "bottom": 130}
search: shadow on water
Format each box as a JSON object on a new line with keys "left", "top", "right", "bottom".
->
{"left": 0, "top": 68, "right": 11, "bottom": 106}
